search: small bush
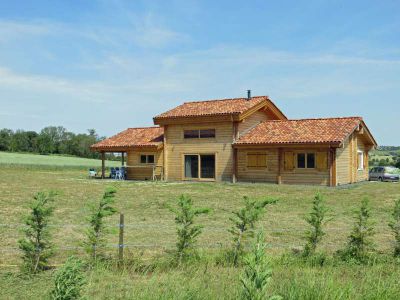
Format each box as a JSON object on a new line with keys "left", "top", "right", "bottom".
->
{"left": 388, "top": 198, "right": 400, "bottom": 256}
{"left": 240, "top": 231, "right": 281, "bottom": 300}
{"left": 229, "top": 196, "right": 277, "bottom": 266}
{"left": 18, "top": 191, "right": 56, "bottom": 273}
{"left": 169, "top": 195, "right": 210, "bottom": 265}
{"left": 83, "top": 187, "right": 117, "bottom": 261}
{"left": 338, "top": 197, "right": 375, "bottom": 263}
{"left": 50, "top": 256, "right": 86, "bottom": 300}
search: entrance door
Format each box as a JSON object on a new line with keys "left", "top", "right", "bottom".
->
{"left": 184, "top": 154, "right": 215, "bottom": 180}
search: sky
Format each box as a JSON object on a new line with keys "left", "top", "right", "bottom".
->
{"left": 0, "top": 0, "right": 399, "bottom": 145}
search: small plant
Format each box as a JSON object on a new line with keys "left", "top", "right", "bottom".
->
{"left": 388, "top": 198, "right": 400, "bottom": 256}
{"left": 50, "top": 256, "right": 86, "bottom": 300}
{"left": 303, "top": 193, "right": 329, "bottom": 256}
{"left": 229, "top": 196, "right": 277, "bottom": 266}
{"left": 339, "top": 197, "right": 375, "bottom": 262}
{"left": 169, "top": 195, "right": 210, "bottom": 264}
{"left": 84, "top": 187, "right": 117, "bottom": 261}
{"left": 18, "top": 191, "right": 56, "bottom": 273}
{"left": 240, "top": 231, "right": 281, "bottom": 300}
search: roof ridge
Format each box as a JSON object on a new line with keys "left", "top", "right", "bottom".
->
{"left": 261, "top": 116, "right": 362, "bottom": 122}
{"left": 182, "top": 95, "right": 268, "bottom": 104}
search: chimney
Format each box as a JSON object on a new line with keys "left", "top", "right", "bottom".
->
{"left": 247, "top": 90, "right": 251, "bottom": 100}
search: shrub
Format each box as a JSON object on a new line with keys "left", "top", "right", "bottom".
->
{"left": 240, "top": 231, "right": 281, "bottom": 300}
{"left": 83, "top": 187, "right": 117, "bottom": 261}
{"left": 388, "top": 198, "right": 400, "bottom": 256}
{"left": 303, "top": 193, "right": 329, "bottom": 256}
{"left": 229, "top": 196, "right": 277, "bottom": 266}
{"left": 18, "top": 191, "right": 56, "bottom": 273}
{"left": 169, "top": 195, "right": 210, "bottom": 264}
{"left": 339, "top": 197, "right": 375, "bottom": 263}
{"left": 50, "top": 256, "right": 86, "bottom": 300}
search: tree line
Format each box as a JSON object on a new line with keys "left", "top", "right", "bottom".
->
{"left": 0, "top": 126, "right": 105, "bottom": 159}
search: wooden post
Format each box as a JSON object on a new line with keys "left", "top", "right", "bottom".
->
{"left": 101, "top": 152, "right": 105, "bottom": 179}
{"left": 277, "top": 148, "right": 282, "bottom": 184}
{"left": 121, "top": 152, "right": 124, "bottom": 166}
{"left": 329, "top": 148, "right": 337, "bottom": 187}
{"left": 232, "top": 148, "right": 238, "bottom": 183}
{"left": 118, "top": 213, "right": 124, "bottom": 267}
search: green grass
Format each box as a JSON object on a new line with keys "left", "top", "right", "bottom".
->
{"left": 0, "top": 151, "right": 120, "bottom": 169}
{"left": 0, "top": 164, "right": 400, "bottom": 299}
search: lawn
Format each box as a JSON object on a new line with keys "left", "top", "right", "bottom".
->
{"left": 0, "top": 164, "right": 400, "bottom": 299}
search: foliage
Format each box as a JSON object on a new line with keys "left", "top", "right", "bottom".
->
{"left": 50, "top": 256, "right": 86, "bottom": 300}
{"left": 229, "top": 196, "right": 277, "bottom": 266}
{"left": 388, "top": 198, "right": 400, "bottom": 256}
{"left": 18, "top": 191, "right": 56, "bottom": 273}
{"left": 339, "top": 198, "right": 375, "bottom": 262}
{"left": 303, "top": 193, "right": 329, "bottom": 256}
{"left": 240, "top": 231, "right": 281, "bottom": 300}
{"left": 84, "top": 187, "right": 117, "bottom": 261}
{"left": 169, "top": 195, "right": 210, "bottom": 264}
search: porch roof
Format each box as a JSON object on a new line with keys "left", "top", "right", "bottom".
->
{"left": 90, "top": 127, "right": 164, "bottom": 152}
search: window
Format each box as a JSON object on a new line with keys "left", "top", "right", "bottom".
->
{"left": 357, "top": 151, "right": 364, "bottom": 170}
{"left": 184, "top": 129, "right": 215, "bottom": 139}
{"left": 297, "top": 153, "right": 315, "bottom": 169}
{"left": 184, "top": 154, "right": 215, "bottom": 179}
{"left": 140, "top": 154, "right": 155, "bottom": 164}
{"left": 247, "top": 153, "right": 267, "bottom": 168}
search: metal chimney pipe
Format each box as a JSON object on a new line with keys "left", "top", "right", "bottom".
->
{"left": 247, "top": 90, "right": 251, "bottom": 100}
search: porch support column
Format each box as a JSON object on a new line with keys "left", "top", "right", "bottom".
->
{"left": 277, "top": 148, "right": 282, "bottom": 184}
{"left": 101, "top": 152, "right": 105, "bottom": 179}
{"left": 121, "top": 152, "right": 124, "bottom": 166}
{"left": 329, "top": 147, "right": 337, "bottom": 187}
{"left": 232, "top": 148, "right": 238, "bottom": 183}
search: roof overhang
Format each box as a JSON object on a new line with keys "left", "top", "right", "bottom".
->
{"left": 233, "top": 142, "right": 341, "bottom": 149}
{"left": 90, "top": 144, "right": 163, "bottom": 153}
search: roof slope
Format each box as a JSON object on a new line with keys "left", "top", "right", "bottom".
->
{"left": 235, "top": 117, "right": 364, "bottom": 146}
{"left": 153, "top": 96, "right": 285, "bottom": 120}
{"left": 90, "top": 127, "right": 164, "bottom": 151}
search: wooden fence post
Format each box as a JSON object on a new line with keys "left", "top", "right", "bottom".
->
{"left": 118, "top": 213, "right": 124, "bottom": 267}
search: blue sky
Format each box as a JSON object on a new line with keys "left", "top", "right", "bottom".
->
{"left": 0, "top": 0, "right": 399, "bottom": 145}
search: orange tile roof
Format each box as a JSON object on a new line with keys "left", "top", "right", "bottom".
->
{"left": 90, "top": 127, "right": 163, "bottom": 151}
{"left": 154, "top": 96, "right": 276, "bottom": 120}
{"left": 235, "top": 117, "right": 363, "bottom": 145}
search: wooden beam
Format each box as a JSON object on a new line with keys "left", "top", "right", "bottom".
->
{"left": 101, "top": 152, "right": 105, "bottom": 179}
{"left": 163, "top": 125, "right": 167, "bottom": 181}
{"left": 232, "top": 148, "right": 238, "bottom": 183}
{"left": 277, "top": 148, "right": 282, "bottom": 184}
{"left": 121, "top": 152, "right": 124, "bottom": 166}
{"left": 329, "top": 148, "right": 337, "bottom": 187}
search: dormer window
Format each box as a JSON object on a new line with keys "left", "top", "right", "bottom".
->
{"left": 184, "top": 129, "right": 215, "bottom": 139}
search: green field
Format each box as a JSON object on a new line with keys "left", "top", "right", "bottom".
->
{"left": 1, "top": 158, "right": 400, "bottom": 299}
{"left": 0, "top": 151, "right": 120, "bottom": 168}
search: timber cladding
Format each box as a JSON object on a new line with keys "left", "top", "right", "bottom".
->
{"left": 126, "top": 149, "right": 163, "bottom": 181}
{"left": 165, "top": 122, "right": 234, "bottom": 181}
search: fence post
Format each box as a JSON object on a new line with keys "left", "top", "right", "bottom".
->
{"left": 118, "top": 213, "right": 124, "bottom": 267}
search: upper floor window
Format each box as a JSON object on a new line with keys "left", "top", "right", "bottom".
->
{"left": 140, "top": 154, "right": 155, "bottom": 164}
{"left": 184, "top": 129, "right": 215, "bottom": 139}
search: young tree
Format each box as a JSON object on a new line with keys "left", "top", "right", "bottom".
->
{"left": 340, "top": 197, "right": 375, "bottom": 262}
{"left": 18, "top": 191, "right": 56, "bottom": 273}
{"left": 229, "top": 196, "right": 277, "bottom": 266}
{"left": 303, "top": 193, "right": 329, "bottom": 256}
{"left": 240, "top": 231, "right": 281, "bottom": 300}
{"left": 169, "top": 195, "right": 210, "bottom": 264}
{"left": 84, "top": 187, "right": 117, "bottom": 261}
{"left": 50, "top": 256, "right": 86, "bottom": 300}
{"left": 388, "top": 198, "right": 400, "bottom": 257}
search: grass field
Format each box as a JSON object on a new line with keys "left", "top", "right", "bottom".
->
{"left": 1, "top": 161, "right": 400, "bottom": 299}
{"left": 0, "top": 151, "right": 120, "bottom": 168}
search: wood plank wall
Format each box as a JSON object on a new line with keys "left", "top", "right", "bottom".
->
{"left": 126, "top": 149, "right": 163, "bottom": 180}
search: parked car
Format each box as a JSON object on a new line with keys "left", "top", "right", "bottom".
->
{"left": 369, "top": 166, "right": 400, "bottom": 182}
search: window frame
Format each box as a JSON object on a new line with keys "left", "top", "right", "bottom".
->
{"left": 140, "top": 154, "right": 155, "bottom": 164}
{"left": 296, "top": 152, "right": 316, "bottom": 169}
{"left": 183, "top": 129, "right": 216, "bottom": 139}
{"left": 183, "top": 153, "right": 216, "bottom": 180}
{"left": 357, "top": 150, "right": 364, "bottom": 171}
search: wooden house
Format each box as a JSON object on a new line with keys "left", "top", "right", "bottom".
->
{"left": 90, "top": 94, "right": 377, "bottom": 186}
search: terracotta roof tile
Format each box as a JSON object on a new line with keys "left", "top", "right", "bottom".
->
{"left": 90, "top": 127, "right": 163, "bottom": 151}
{"left": 235, "top": 117, "right": 363, "bottom": 145}
{"left": 154, "top": 96, "right": 268, "bottom": 119}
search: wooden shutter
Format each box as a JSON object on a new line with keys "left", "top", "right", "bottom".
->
{"left": 284, "top": 152, "right": 294, "bottom": 171}
{"left": 316, "top": 152, "right": 328, "bottom": 171}
{"left": 247, "top": 154, "right": 258, "bottom": 167}
{"left": 257, "top": 154, "right": 267, "bottom": 167}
